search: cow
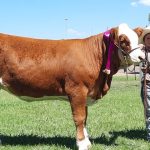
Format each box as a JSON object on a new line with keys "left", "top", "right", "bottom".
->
{"left": 0, "top": 23, "right": 145, "bottom": 150}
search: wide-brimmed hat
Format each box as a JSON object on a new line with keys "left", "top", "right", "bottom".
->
{"left": 139, "top": 26, "right": 150, "bottom": 44}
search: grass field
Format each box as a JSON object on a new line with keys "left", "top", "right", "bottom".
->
{"left": 0, "top": 76, "right": 150, "bottom": 150}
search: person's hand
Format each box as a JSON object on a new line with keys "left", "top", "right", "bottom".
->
{"left": 141, "top": 68, "right": 147, "bottom": 73}
{"left": 141, "top": 61, "right": 148, "bottom": 73}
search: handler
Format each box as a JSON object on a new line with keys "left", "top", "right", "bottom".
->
{"left": 139, "top": 26, "right": 150, "bottom": 141}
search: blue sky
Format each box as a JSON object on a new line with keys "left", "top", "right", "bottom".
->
{"left": 0, "top": 0, "right": 150, "bottom": 39}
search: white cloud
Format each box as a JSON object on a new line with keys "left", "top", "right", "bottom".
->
{"left": 139, "top": 0, "right": 150, "bottom": 6}
{"left": 131, "top": 0, "right": 150, "bottom": 6}
{"left": 131, "top": 2, "right": 138, "bottom": 6}
{"left": 67, "top": 28, "right": 82, "bottom": 36}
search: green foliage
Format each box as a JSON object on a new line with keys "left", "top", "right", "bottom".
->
{"left": 0, "top": 76, "right": 150, "bottom": 150}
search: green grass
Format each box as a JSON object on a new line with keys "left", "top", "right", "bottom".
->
{"left": 0, "top": 76, "right": 150, "bottom": 150}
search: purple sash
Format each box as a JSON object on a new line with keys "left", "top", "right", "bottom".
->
{"left": 103, "top": 30, "right": 117, "bottom": 74}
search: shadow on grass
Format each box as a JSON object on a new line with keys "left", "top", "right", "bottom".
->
{"left": 0, "top": 129, "right": 147, "bottom": 149}
{"left": 0, "top": 134, "right": 76, "bottom": 149}
{"left": 91, "top": 128, "right": 147, "bottom": 146}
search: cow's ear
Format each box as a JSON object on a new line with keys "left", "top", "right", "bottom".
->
{"left": 110, "top": 27, "right": 118, "bottom": 43}
{"left": 134, "top": 27, "right": 144, "bottom": 37}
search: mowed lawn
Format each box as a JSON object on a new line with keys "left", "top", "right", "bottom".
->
{"left": 0, "top": 76, "right": 150, "bottom": 150}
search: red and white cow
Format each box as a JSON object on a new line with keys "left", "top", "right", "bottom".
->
{"left": 0, "top": 23, "right": 144, "bottom": 150}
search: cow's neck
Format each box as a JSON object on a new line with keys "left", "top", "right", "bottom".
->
{"left": 85, "top": 33, "right": 120, "bottom": 74}
{"left": 85, "top": 33, "right": 120, "bottom": 99}
{"left": 100, "top": 33, "right": 120, "bottom": 97}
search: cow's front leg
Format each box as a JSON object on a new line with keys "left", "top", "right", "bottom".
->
{"left": 83, "top": 106, "right": 91, "bottom": 146}
{"left": 69, "top": 87, "right": 91, "bottom": 150}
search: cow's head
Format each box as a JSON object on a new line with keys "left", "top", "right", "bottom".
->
{"left": 111, "top": 23, "right": 145, "bottom": 66}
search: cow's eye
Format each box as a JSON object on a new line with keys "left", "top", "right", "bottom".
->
{"left": 121, "top": 43, "right": 126, "bottom": 47}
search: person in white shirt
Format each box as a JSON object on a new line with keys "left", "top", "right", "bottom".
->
{"left": 139, "top": 26, "right": 150, "bottom": 141}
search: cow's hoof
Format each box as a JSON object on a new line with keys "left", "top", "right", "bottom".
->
{"left": 77, "top": 137, "right": 91, "bottom": 150}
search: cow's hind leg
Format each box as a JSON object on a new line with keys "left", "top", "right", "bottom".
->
{"left": 68, "top": 86, "right": 91, "bottom": 150}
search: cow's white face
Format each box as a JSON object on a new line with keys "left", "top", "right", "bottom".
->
{"left": 118, "top": 23, "right": 145, "bottom": 63}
